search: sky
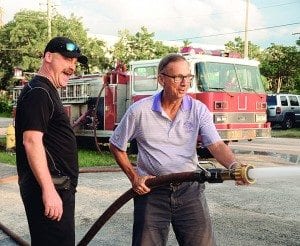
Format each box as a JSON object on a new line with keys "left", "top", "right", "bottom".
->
{"left": 1, "top": 0, "right": 300, "bottom": 49}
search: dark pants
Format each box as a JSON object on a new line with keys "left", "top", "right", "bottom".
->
{"left": 20, "top": 184, "right": 76, "bottom": 246}
{"left": 133, "top": 182, "right": 216, "bottom": 246}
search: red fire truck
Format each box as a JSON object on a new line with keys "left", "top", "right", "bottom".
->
{"left": 12, "top": 49, "right": 271, "bottom": 151}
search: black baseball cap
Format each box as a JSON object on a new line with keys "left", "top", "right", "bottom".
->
{"left": 44, "top": 36, "right": 88, "bottom": 65}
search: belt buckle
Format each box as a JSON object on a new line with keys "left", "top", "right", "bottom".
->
{"left": 170, "top": 182, "right": 182, "bottom": 187}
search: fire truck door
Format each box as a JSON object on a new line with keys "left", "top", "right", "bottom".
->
{"left": 104, "top": 84, "right": 117, "bottom": 130}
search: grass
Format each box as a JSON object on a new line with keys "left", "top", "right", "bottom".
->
{"left": 78, "top": 150, "right": 117, "bottom": 167}
{"left": 0, "top": 127, "right": 299, "bottom": 166}
{"left": 0, "top": 112, "right": 13, "bottom": 118}
{"left": 0, "top": 148, "right": 119, "bottom": 167}
{"left": 269, "top": 121, "right": 300, "bottom": 138}
{"left": 271, "top": 125, "right": 300, "bottom": 138}
{"left": 0, "top": 137, "right": 5, "bottom": 146}
{"left": 0, "top": 150, "right": 16, "bottom": 165}
{"left": 0, "top": 146, "right": 138, "bottom": 167}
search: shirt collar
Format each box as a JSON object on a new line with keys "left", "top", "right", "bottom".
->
{"left": 152, "top": 91, "right": 192, "bottom": 112}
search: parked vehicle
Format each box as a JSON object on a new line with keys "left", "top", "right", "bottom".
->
{"left": 267, "top": 94, "right": 300, "bottom": 129}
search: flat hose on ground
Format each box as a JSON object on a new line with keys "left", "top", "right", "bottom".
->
{"left": 0, "top": 221, "right": 29, "bottom": 246}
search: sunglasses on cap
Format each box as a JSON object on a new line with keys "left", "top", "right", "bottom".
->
{"left": 50, "top": 42, "right": 80, "bottom": 54}
{"left": 65, "top": 43, "right": 80, "bottom": 53}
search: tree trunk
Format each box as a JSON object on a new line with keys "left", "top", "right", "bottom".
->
{"left": 276, "top": 77, "right": 282, "bottom": 93}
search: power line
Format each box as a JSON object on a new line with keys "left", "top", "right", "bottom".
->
{"left": 169, "top": 22, "right": 300, "bottom": 41}
{"left": 256, "top": 1, "right": 299, "bottom": 10}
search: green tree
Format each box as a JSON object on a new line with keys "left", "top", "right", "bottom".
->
{"left": 183, "top": 39, "right": 192, "bottom": 47}
{"left": 260, "top": 44, "right": 300, "bottom": 93}
{"left": 112, "top": 27, "right": 178, "bottom": 67}
{"left": 112, "top": 29, "right": 135, "bottom": 66}
{"left": 0, "top": 10, "right": 107, "bottom": 89}
{"left": 84, "top": 38, "right": 110, "bottom": 73}
{"left": 225, "top": 36, "right": 261, "bottom": 60}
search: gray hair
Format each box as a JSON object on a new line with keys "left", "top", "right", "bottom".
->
{"left": 158, "top": 53, "right": 187, "bottom": 74}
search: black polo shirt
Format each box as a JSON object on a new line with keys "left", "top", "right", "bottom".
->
{"left": 15, "top": 76, "right": 78, "bottom": 188}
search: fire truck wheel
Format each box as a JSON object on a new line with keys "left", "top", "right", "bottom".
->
{"left": 197, "top": 147, "right": 213, "bottom": 158}
{"left": 128, "top": 139, "right": 138, "bottom": 155}
{"left": 281, "top": 115, "right": 294, "bottom": 130}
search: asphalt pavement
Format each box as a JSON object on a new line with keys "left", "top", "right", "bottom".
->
{"left": 1, "top": 149, "right": 299, "bottom": 245}
{"left": 0, "top": 116, "right": 299, "bottom": 245}
{"left": 0, "top": 118, "right": 13, "bottom": 128}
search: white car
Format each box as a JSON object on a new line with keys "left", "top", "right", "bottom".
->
{"left": 267, "top": 94, "right": 300, "bottom": 129}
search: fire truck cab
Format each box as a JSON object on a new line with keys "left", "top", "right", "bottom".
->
{"left": 127, "top": 54, "right": 271, "bottom": 141}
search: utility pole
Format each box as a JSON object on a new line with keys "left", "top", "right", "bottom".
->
{"left": 0, "top": 4, "right": 4, "bottom": 27}
{"left": 47, "top": 0, "right": 52, "bottom": 40}
{"left": 244, "top": 0, "right": 249, "bottom": 59}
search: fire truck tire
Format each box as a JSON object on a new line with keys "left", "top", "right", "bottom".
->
{"left": 128, "top": 139, "right": 138, "bottom": 155}
{"left": 197, "top": 147, "right": 213, "bottom": 158}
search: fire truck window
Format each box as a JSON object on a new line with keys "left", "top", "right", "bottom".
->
{"left": 195, "top": 63, "right": 208, "bottom": 91}
{"left": 133, "top": 66, "right": 158, "bottom": 91}
{"left": 199, "top": 62, "right": 240, "bottom": 92}
{"left": 196, "top": 62, "right": 265, "bottom": 94}
{"left": 203, "top": 63, "right": 223, "bottom": 90}
{"left": 237, "top": 65, "right": 265, "bottom": 93}
{"left": 224, "top": 66, "right": 239, "bottom": 92}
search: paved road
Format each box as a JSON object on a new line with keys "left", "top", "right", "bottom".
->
{"left": 230, "top": 138, "right": 299, "bottom": 155}
{"left": 230, "top": 138, "right": 300, "bottom": 165}
{"left": 1, "top": 147, "right": 300, "bottom": 245}
{"left": 1, "top": 164, "right": 299, "bottom": 246}
{"left": 0, "top": 118, "right": 14, "bottom": 136}
{"left": 0, "top": 118, "right": 13, "bottom": 128}
{"left": 0, "top": 133, "right": 299, "bottom": 245}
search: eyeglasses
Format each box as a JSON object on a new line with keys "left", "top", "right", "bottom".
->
{"left": 65, "top": 43, "right": 80, "bottom": 53}
{"left": 161, "top": 73, "right": 194, "bottom": 83}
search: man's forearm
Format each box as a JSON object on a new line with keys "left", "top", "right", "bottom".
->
{"left": 109, "top": 143, "right": 137, "bottom": 183}
{"left": 207, "top": 141, "right": 236, "bottom": 169}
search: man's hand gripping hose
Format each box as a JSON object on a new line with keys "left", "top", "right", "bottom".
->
{"left": 77, "top": 164, "right": 255, "bottom": 246}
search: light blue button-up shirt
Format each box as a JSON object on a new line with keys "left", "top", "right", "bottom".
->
{"left": 109, "top": 91, "right": 221, "bottom": 176}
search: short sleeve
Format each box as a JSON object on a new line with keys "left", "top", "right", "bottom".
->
{"left": 18, "top": 88, "right": 53, "bottom": 133}
{"left": 109, "top": 107, "right": 137, "bottom": 151}
{"left": 198, "top": 105, "right": 221, "bottom": 147}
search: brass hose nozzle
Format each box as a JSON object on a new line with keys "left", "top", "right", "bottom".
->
{"left": 233, "top": 164, "right": 256, "bottom": 184}
{"left": 219, "top": 164, "right": 256, "bottom": 184}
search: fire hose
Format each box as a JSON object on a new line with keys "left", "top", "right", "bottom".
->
{"left": 77, "top": 164, "right": 255, "bottom": 246}
{"left": 0, "top": 221, "right": 29, "bottom": 246}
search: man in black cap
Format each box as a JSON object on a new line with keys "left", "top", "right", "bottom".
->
{"left": 15, "top": 36, "right": 87, "bottom": 245}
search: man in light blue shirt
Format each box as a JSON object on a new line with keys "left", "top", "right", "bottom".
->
{"left": 110, "top": 53, "right": 242, "bottom": 246}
